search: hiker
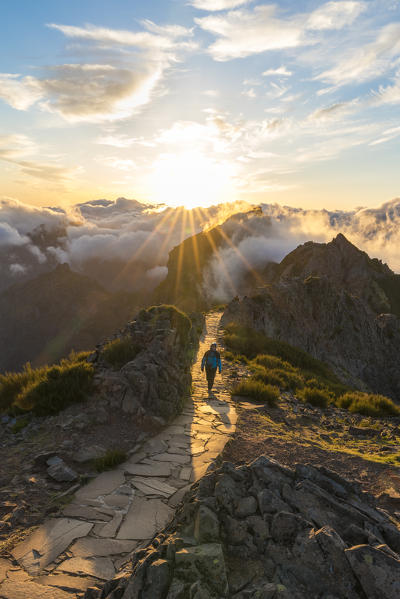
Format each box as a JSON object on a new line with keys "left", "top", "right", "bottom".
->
{"left": 201, "top": 342, "right": 222, "bottom": 394}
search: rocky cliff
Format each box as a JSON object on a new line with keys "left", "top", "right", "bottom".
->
{"left": 89, "top": 456, "right": 400, "bottom": 599}
{"left": 222, "top": 235, "right": 400, "bottom": 399}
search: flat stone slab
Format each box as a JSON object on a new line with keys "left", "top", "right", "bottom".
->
{"left": 0, "top": 579, "right": 73, "bottom": 599}
{"left": 132, "top": 477, "right": 177, "bottom": 498}
{"left": 103, "top": 494, "right": 130, "bottom": 508}
{"left": 120, "top": 462, "right": 171, "bottom": 477}
{"left": 152, "top": 452, "right": 190, "bottom": 464}
{"left": 62, "top": 505, "right": 112, "bottom": 521}
{"left": 95, "top": 512, "right": 123, "bottom": 538}
{"left": 168, "top": 484, "right": 192, "bottom": 508}
{"left": 75, "top": 471, "right": 125, "bottom": 501}
{"left": 36, "top": 573, "right": 99, "bottom": 592}
{"left": 57, "top": 556, "right": 115, "bottom": 580}
{"left": 12, "top": 519, "right": 93, "bottom": 574}
{"left": 0, "top": 559, "right": 11, "bottom": 582}
{"left": 70, "top": 538, "right": 137, "bottom": 558}
{"left": 117, "top": 498, "right": 173, "bottom": 540}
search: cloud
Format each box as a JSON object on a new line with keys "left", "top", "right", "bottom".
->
{"left": 0, "top": 20, "right": 195, "bottom": 123}
{"left": 9, "top": 263, "right": 27, "bottom": 275}
{"left": 307, "top": 1, "right": 366, "bottom": 30}
{"left": 203, "top": 198, "right": 400, "bottom": 302}
{"left": 317, "top": 22, "right": 400, "bottom": 85}
{"left": 371, "top": 73, "right": 400, "bottom": 105}
{"left": 262, "top": 66, "right": 292, "bottom": 77}
{"left": 0, "top": 222, "right": 29, "bottom": 247}
{"left": 308, "top": 99, "right": 359, "bottom": 122}
{"left": 196, "top": 5, "right": 306, "bottom": 61}
{"left": 189, "top": 0, "right": 251, "bottom": 9}
{"left": 0, "top": 74, "right": 43, "bottom": 110}
{"left": 196, "top": 1, "right": 367, "bottom": 61}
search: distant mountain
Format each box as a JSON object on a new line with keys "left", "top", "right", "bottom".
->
{"left": 222, "top": 234, "right": 400, "bottom": 400}
{"left": 0, "top": 264, "right": 140, "bottom": 373}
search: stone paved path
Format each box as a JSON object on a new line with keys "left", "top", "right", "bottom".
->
{"left": 0, "top": 312, "right": 237, "bottom": 598}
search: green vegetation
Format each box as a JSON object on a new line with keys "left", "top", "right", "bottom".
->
{"left": 225, "top": 322, "right": 400, "bottom": 418}
{"left": 140, "top": 304, "right": 192, "bottom": 340}
{"left": 224, "top": 323, "right": 337, "bottom": 381}
{"left": 102, "top": 336, "right": 140, "bottom": 369}
{"left": 0, "top": 351, "right": 93, "bottom": 416}
{"left": 93, "top": 449, "right": 127, "bottom": 472}
{"left": 232, "top": 379, "right": 280, "bottom": 406}
{"left": 299, "top": 386, "right": 331, "bottom": 408}
{"left": 337, "top": 392, "right": 400, "bottom": 417}
{"left": 11, "top": 416, "right": 30, "bottom": 434}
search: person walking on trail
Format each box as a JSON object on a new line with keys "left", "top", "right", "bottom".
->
{"left": 201, "top": 342, "right": 222, "bottom": 394}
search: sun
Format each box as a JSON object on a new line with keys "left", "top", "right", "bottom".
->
{"left": 149, "top": 151, "right": 236, "bottom": 209}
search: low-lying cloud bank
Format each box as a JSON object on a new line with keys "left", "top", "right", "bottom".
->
{"left": 1, "top": 196, "right": 400, "bottom": 298}
{"left": 202, "top": 199, "right": 400, "bottom": 302}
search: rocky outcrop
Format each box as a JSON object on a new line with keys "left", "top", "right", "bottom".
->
{"left": 91, "top": 306, "right": 202, "bottom": 426}
{"left": 222, "top": 235, "right": 400, "bottom": 399}
{"left": 88, "top": 456, "right": 400, "bottom": 598}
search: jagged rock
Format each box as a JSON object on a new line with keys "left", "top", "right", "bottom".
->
{"left": 72, "top": 445, "right": 106, "bottom": 463}
{"left": 221, "top": 234, "right": 400, "bottom": 398}
{"left": 89, "top": 457, "right": 400, "bottom": 599}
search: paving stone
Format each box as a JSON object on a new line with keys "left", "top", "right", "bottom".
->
{"left": 120, "top": 462, "right": 172, "bottom": 477}
{"left": 142, "top": 439, "right": 168, "bottom": 455}
{"left": 103, "top": 494, "right": 130, "bottom": 508}
{"left": 4, "top": 569, "right": 30, "bottom": 582}
{"left": 57, "top": 556, "right": 115, "bottom": 580}
{"left": 95, "top": 512, "right": 123, "bottom": 538}
{"left": 62, "top": 505, "right": 113, "bottom": 521}
{"left": 70, "top": 538, "right": 137, "bottom": 558}
{"left": 0, "top": 579, "right": 73, "bottom": 599}
{"left": 131, "top": 477, "right": 177, "bottom": 498}
{"left": 12, "top": 518, "right": 93, "bottom": 574}
{"left": 75, "top": 471, "right": 125, "bottom": 501}
{"left": 117, "top": 498, "right": 174, "bottom": 540}
{"left": 36, "top": 573, "right": 100, "bottom": 592}
{"left": 0, "top": 559, "right": 11, "bottom": 583}
{"left": 152, "top": 452, "right": 190, "bottom": 464}
{"left": 168, "top": 484, "right": 192, "bottom": 508}
{"left": 174, "top": 414, "right": 195, "bottom": 425}
{"left": 180, "top": 467, "right": 192, "bottom": 481}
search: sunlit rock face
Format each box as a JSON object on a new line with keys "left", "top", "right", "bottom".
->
{"left": 222, "top": 234, "right": 400, "bottom": 400}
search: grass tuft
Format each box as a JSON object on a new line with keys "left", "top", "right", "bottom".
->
{"left": 232, "top": 379, "right": 280, "bottom": 406}
{"left": 0, "top": 352, "right": 94, "bottom": 416}
{"left": 93, "top": 449, "right": 127, "bottom": 472}
{"left": 299, "top": 386, "right": 331, "bottom": 408}
{"left": 336, "top": 392, "right": 400, "bottom": 417}
{"left": 102, "top": 336, "right": 140, "bottom": 369}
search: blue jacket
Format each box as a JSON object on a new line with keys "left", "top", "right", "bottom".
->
{"left": 201, "top": 350, "right": 222, "bottom": 373}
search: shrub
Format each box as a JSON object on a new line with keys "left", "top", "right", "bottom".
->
{"left": 299, "top": 386, "right": 331, "bottom": 408}
{"left": 254, "top": 354, "right": 294, "bottom": 372}
{"left": 102, "top": 336, "right": 140, "bottom": 369}
{"left": 224, "top": 323, "right": 338, "bottom": 382}
{"left": 232, "top": 379, "right": 280, "bottom": 406}
{"left": 16, "top": 360, "right": 94, "bottom": 416}
{"left": 336, "top": 392, "right": 400, "bottom": 417}
{"left": 93, "top": 449, "right": 127, "bottom": 472}
{"left": 224, "top": 351, "right": 235, "bottom": 362}
{"left": 252, "top": 368, "right": 287, "bottom": 389}
{"left": 0, "top": 353, "right": 94, "bottom": 416}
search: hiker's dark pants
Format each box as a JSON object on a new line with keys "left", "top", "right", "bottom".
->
{"left": 205, "top": 366, "right": 217, "bottom": 391}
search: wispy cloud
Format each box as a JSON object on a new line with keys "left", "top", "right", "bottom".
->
{"left": 317, "top": 22, "right": 400, "bottom": 85}
{"left": 307, "top": 1, "right": 366, "bottom": 30}
{"left": 0, "top": 19, "right": 196, "bottom": 123}
{"left": 262, "top": 66, "right": 293, "bottom": 77}
{"left": 189, "top": 0, "right": 252, "bottom": 11}
{"left": 196, "top": 1, "right": 367, "bottom": 61}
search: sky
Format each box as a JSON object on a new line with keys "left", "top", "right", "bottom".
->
{"left": 0, "top": 0, "right": 400, "bottom": 211}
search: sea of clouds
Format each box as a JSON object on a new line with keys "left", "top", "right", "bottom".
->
{"left": 1, "top": 195, "right": 400, "bottom": 298}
